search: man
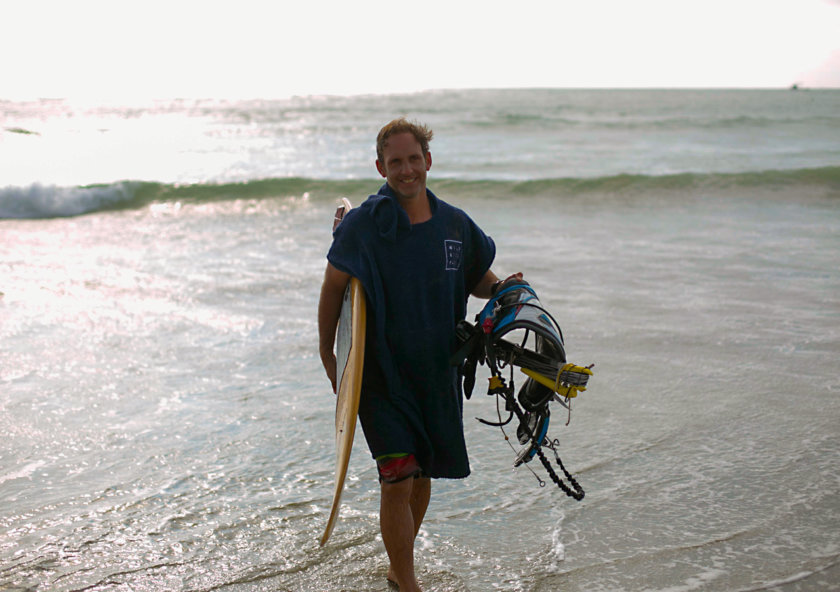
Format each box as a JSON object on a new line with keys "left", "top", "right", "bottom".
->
{"left": 318, "top": 118, "right": 515, "bottom": 591}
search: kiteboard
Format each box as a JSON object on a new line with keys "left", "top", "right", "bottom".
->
{"left": 320, "top": 198, "right": 366, "bottom": 546}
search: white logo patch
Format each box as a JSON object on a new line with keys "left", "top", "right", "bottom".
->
{"left": 445, "top": 240, "right": 463, "bottom": 271}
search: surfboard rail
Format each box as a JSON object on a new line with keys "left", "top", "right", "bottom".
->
{"left": 320, "top": 199, "right": 366, "bottom": 546}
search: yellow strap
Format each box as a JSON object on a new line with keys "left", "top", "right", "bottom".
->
{"left": 520, "top": 364, "right": 592, "bottom": 398}
{"left": 488, "top": 375, "right": 505, "bottom": 390}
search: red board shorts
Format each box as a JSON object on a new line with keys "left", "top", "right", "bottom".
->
{"left": 376, "top": 453, "right": 428, "bottom": 483}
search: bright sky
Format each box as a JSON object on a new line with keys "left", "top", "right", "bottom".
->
{"left": 2, "top": 0, "right": 839, "bottom": 100}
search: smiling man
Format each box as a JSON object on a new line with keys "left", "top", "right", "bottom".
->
{"left": 318, "top": 118, "right": 511, "bottom": 590}
{"left": 373, "top": 125, "right": 433, "bottom": 222}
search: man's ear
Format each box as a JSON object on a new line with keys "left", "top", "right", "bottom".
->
{"left": 375, "top": 160, "right": 386, "bottom": 178}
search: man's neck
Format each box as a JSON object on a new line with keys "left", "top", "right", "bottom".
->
{"left": 394, "top": 187, "right": 432, "bottom": 225}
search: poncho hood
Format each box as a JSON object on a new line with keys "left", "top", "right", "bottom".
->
{"left": 363, "top": 183, "right": 439, "bottom": 242}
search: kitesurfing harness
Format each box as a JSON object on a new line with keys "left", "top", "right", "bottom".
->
{"left": 452, "top": 278, "right": 593, "bottom": 500}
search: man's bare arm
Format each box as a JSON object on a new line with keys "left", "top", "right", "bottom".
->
{"left": 318, "top": 262, "right": 351, "bottom": 393}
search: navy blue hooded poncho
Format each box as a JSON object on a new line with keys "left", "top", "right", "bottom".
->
{"left": 327, "top": 184, "right": 495, "bottom": 479}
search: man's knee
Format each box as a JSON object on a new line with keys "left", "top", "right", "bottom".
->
{"left": 380, "top": 474, "right": 415, "bottom": 507}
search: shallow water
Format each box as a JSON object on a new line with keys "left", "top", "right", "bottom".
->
{"left": 3, "top": 184, "right": 838, "bottom": 590}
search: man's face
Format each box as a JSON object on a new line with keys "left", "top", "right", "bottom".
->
{"left": 375, "top": 132, "right": 432, "bottom": 202}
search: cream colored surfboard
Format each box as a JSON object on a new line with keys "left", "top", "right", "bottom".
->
{"left": 320, "top": 198, "right": 366, "bottom": 546}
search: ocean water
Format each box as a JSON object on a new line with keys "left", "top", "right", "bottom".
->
{"left": 1, "top": 89, "right": 839, "bottom": 591}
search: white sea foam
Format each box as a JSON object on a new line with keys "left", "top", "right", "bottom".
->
{"left": 0, "top": 460, "right": 46, "bottom": 484}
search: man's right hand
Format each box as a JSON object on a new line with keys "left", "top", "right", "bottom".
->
{"left": 321, "top": 349, "right": 338, "bottom": 394}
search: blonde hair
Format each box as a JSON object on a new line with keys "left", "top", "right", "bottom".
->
{"left": 376, "top": 118, "right": 434, "bottom": 163}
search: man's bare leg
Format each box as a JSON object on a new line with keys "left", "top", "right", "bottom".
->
{"left": 409, "top": 477, "right": 430, "bottom": 536}
{"left": 381, "top": 477, "right": 430, "bottom": 591}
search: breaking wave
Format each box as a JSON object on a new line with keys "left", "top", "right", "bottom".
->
{"left": 2, "top": 166, "right": 838, "bottom": 219}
